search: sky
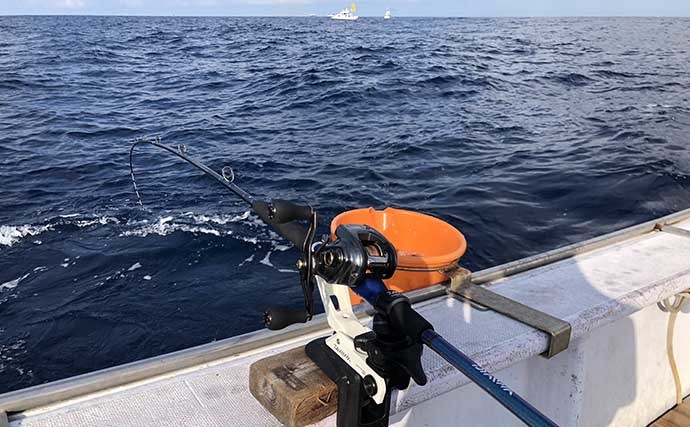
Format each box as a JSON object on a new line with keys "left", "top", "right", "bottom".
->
{"left": 1, "top": 0, "right": 689, "bottom": 17}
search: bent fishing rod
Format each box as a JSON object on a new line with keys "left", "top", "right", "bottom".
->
{"left": 129, "top": 137, "right": 559, "bottom": 427}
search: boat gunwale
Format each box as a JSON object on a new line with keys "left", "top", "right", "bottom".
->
{"left": 2, "top": 207, "right": 690, "bottom": 415}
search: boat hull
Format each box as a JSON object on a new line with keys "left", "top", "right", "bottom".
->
{"left": 4, "top": 209, "right": 690, "bottom": 426}
{"left": 390, "top": 303, "right": 690, "bottom": 426}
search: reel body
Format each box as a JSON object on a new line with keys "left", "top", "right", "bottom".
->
{"left": 315, "top": 224, "right": 397, "bottom": 287}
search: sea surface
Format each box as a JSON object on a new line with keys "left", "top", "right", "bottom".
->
{"left": 1, "top": 16, "right": 690, "bottom": 393}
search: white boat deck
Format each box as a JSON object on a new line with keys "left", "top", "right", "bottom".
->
{"left": 5, "top": 215, "right": 690, "bottom": 427}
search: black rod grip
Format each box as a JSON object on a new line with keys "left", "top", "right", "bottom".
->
{"left": 252, "top": 200, "right": 309, "bottom": 248}
{"left": 271, "top": 199, "right": 313, "bottom": 224}
{"left": 264, "top": 307, "right": 309, "bottom": 330}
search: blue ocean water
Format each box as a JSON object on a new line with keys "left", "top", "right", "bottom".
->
{"left": 1, "top": 16, "right": 689, "bottom": 393}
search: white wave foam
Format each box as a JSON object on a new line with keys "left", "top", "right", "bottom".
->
{"left": 120, "top": 211, "right": 263, "bottom": 239}
{"left": 259, "top": 250, "right": 297, "bottom": 274}
{"left": 0, "top": 225, "right": 53, "bottom": 247}
{"left": 0, "top": 273, "right": 30, "bottom": 292}
{"left": 239, "top": 253, "right": 254, "bottom": 266}
{"left": 121, "top": 216, "right": 227, "bottom": 238}
{"left": 0, "top": 215, "right": 121, "bottom": 247}
{"left": 128, "top": 262, "right": 142, "bottom": 271}
{"left": 238, "top": 236, "right": 258, "bottom": 244}
{"left": 0, "top": 338, "right": 32, "bottom": 378}
{"left": 2, "top": 211, "right": 271, "bottom": 246}
{"left": 73, "top": 216, "right": 120, "bottom": 227}
{"left": 184, "top": 211, "right": 251, "bottom": 225}
{"left": 260, "top": 251, "right": 273, "bottom": 267}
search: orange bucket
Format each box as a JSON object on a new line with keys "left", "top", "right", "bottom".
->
{"left": 330, "top": 207, "right": 467, "bottom": 304}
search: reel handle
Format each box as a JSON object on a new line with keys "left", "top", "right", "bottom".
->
{"left": 271, "top": 199, "right": 313, "bottom": 224}
{"left": 264, "top": 306, "right": 309, "bottom": 330}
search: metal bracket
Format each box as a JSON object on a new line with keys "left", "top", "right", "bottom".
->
{"left": 443, "top": 266, "right": 571, "bottom": 358}
{"left": 314, "top": 276, "right": 388, "bottom": 404}
{"left": 657, "top": 224, "right": 690, "bottom": 239}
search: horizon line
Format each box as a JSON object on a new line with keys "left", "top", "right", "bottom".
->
{"left": 1, "top": 14, "right": 689, "bottom": 18}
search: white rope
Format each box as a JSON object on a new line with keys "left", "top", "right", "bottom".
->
{"left": 658, "top": 291, "right": 690, "bottom": 405}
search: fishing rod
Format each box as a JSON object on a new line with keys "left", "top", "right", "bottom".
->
{"left": 129, "top": 138, "right": 559, "bottom": 427}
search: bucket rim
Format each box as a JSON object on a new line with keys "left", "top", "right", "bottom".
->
{"left": 330, "top": 207, "right": 467, "bottom": 269}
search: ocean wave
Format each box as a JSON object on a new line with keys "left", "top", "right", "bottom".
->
{"left": 0, "top": 212, "right": 244, "bottom": 247}
{"left": 0, "top": 214, "right": 125, "bottom": 247}
{"left": 0, "top": 273, "right": 30, "bottom": 292}
{"left": 0, "top": 225, "right": 53, "bottom": 247}
{"left": 544, "top": 72, "right": 595, "bottom": 86}
{"left": 118, "top": 211, "right": 277, "bottom": 243}
{"left": 593, "top": 69, "right": 639, "bottom": 79}
{"left": 120, "top": 215, "right": 226, "bottom": 238}
{"left": 182, "top": 211, "right": 251, "bottom": 225}
{"left": 0, "top": 337, "right": 31, "bottom": 378}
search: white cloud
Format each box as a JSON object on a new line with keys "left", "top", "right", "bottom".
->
{"left": 118, "top": 0, "right": 144, "bottom": 7}
{"left": 16, "top": 0, "right": 88, "bottom": 9}
{"left": 55, "top": 0, "right": 86, "bottom": 8}
{"left": 171, "top": 0, "right": 318, "bottom": 5}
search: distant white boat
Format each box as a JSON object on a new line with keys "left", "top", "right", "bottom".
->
{"left": 331, "top": 3, "right": 359, "bottom": 20}
{"left": 384, "top": 9, "right": 391, "bottom": 19}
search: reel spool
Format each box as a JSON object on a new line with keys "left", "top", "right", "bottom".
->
{"left": 315, "top": 224, "right": 397, "bottom": 288}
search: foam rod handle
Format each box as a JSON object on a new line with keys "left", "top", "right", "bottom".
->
{"left": 252, "top": 200, "right": 309, "bottom": 248}
{"left": 264, "top": 307, "right": 309, "bottom": 330}
{"left": 271, "top": 199, "right": 312, "bottom": 224}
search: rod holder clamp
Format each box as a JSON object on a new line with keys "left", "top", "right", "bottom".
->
{"left": 444, "top": 266, "right": 572, "bottom": 358}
